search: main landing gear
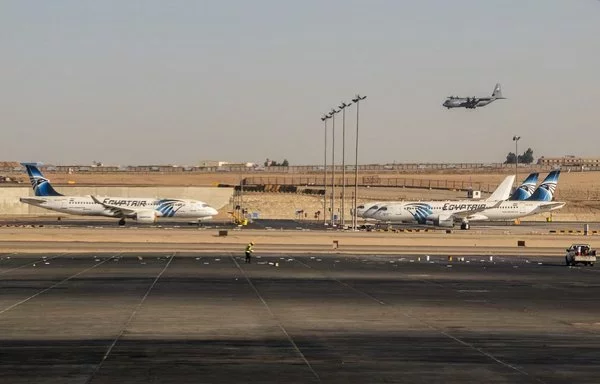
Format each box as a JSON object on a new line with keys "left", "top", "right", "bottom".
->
{"left": 460, "top": 222, "right": 470, "bottom": 230}
{"left": 118, "top": 218, "right": 126, "bottom": 226}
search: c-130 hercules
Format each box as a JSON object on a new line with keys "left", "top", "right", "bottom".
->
{"left": 443, "top": 83, "right": 505, "bottom": 109}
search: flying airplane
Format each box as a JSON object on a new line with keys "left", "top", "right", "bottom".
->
{"left": 19, "top": 163, "right": 219, "bottom": 225}
{"left": 443, "top": 83, "right": 505, "bottom": 109}
{"left": 370, "top": 171, "right": 563, "bottom": 229}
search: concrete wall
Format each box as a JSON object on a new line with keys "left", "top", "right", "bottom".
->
{"left": 0, "top": 186, "right": 233, "bottom": 215}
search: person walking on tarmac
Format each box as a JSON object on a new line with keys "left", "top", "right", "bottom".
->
{"left": 245, "top": 241, "right": 254, "bottom": 263}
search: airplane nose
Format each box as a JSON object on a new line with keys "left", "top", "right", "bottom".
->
{"left": 209, "top": 207, "right": 219, "bottom": 216}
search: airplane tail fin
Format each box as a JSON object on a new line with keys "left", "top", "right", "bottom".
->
{"left": 492, "top": 83, "right": 504, "bottom": 99}
{"left": 527, "top": 170, "right": 560, "bottom": 202}
{"left": 486, "top": 175, "right": 515, "bottom": 202}
{"left": 509, "top": 172, "right": 539, "bottom": 201}
{"left": 21, "top": 163, "right": 63, "bottom": 197}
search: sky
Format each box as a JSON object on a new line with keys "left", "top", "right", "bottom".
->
{"left": 1, "top": 0, "right": 599, "bottom": 166}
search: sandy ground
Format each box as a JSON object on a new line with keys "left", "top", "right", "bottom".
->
{"left": 0, "top": 227, "right": 596, "bottom": 255}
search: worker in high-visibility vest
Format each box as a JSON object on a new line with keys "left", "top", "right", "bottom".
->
{"left": 245, "top": 242, "right": 254, "bottom": 263}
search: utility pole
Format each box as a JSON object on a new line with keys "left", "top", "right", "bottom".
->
{"left": 321, "top": 114, "right": 331, "bottom": 225}
{"left": 351, "top": 94, "right": 367, "bottom": 231}
{"left": 338, "top": 101, "right": 351, "bottom": 228}
{"left": 329, "top": 108, "right": 339, "bottom": 226}
{"left": 513, "top": 135, "right": 520, "bottom": 189}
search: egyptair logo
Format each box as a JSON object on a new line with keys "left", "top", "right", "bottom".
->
{"left": 405, "top": 203, "right": 433, "bottom": 223}
{"left": 31, "top": 177, "right": 48, "bottom": 190}
{"left": 156, "top": 199, "right": 184, "bottom": 217}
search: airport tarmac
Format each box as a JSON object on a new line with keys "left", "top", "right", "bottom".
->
{"left": 1, "top": 251, "right": 599, "bottom": 383}
{"left": 1, "top": 217, "right": 599, "bottom": 233}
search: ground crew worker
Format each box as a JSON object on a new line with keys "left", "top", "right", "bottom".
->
{"left": 245, "top": 241, "right": 254, "bottom": 263}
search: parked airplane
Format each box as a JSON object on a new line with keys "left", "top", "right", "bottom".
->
{"left": 443, "top": 83, "right": 505, "bottom": 109}
{"left": 19, "top": 163, "right": 219, "bottom": 225}
{"left": 360, "top": 175, "right": 515, "bottom": 220}
{"left": 370, "top": 172, "right": 563, "bottom": 229}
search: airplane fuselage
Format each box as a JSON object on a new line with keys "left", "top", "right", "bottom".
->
{"left": 371, "top": 200, "right": 565, "bottom": 224}
{"left": 19, "top": 196, "right": 218, "bottom": 219}
{"left": 443, "top": 97, "right": 496, "bottom": 109}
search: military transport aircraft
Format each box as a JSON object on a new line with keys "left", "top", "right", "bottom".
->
{"left": 443, "top": 83, "right": 505, "bottom": 109}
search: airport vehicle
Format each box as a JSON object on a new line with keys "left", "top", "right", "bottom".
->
{"left": 370, "top": 173, "right": 565, "bottom": 229}
{"left": 19, "top": 163, "right": 219, "bottom": 225}
{"left": 565, "top": 244, "right": 596, "bottom": 266}
{"left": 443, "top": 83, "right": 505, "bottom": 109}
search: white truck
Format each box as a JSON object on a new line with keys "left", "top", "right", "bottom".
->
{"left": 565, "top": 244, "right": 596, "bottom": 266}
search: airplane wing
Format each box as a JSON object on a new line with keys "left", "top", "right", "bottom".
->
{"left": 90, "top": 195, "right": 138, "bottom": 217}
{"left": 539, "top": 202, "right": 566, "bottom": 211}
{"left": 19, "top": 197, "right": 48, "bottom": 204}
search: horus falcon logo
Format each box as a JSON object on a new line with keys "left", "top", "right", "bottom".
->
{"left": 31, "top": 177, "right": 49, "bottom": 190}
{"left": 522, "top": 184, "right": 537, "bottom": 194}
{"left": 156, "top": 199, "right": 185, "bottom": 217}
{"left": 405, "top": 203, "right": 433, "bottom": 223}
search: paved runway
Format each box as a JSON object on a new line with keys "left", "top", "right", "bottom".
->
{"left": 1, "top": 252, "right": 599, "bottom": 383}
{"left": 1, "top": 217, "right": 599, "bottom": 233}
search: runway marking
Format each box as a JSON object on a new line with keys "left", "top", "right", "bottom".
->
{"left": 294, "top": 258, "right": 386, "bottom": 305}
{"left": 0, "top": 253, "right": 65, "bottom": 275}
{"left": 85, "top": 252, "right": 176, "bottom": 384}
{"left": 232, "top": 255, "right": 321, "bottom": 383}
{"left": 0, "top": 253, "right": 116, "bottom": 316}
{"left": 295, "top": 256, "right": 547, "bottom": 384}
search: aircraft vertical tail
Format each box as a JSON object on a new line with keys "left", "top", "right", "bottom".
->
{"left": 509, "top": 172, "right": 539, "bottom": 201}
{"left": 21, "top": 163, "right": 63, "bottom": 197}
{"left": 492, "top": 83, "right": 504, "bottom": 99}
{"left": 486, "top": 175, "right": 516, "bottom": 202}
{"left": 527, "top": 170, "right": 560, "bottom": 202}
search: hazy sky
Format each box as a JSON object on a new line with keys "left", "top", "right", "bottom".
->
{"left": 1, "top": 1, "right": 599, "bottom": 165}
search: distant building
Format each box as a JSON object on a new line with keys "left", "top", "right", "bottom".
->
{"left": 199, "top": 160, "right": 256, "bottom": 168}
{"left": 537, "top": 156, "right": 600, "bottom": 167}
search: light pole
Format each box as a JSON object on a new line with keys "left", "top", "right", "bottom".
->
{"left": 351, "top": 94, "right": 366, "bottom": 231}
{"left": 513, "top": 135, "right": 520, "bottom": 188}
{"left": 338, "top": 101, "right": 351, "bottom": 228}
{"left": 329, "top": 108, "right": 339, "bottom": 226}
{"left": 321, "top": 114, "right": 331, "bottom": 225}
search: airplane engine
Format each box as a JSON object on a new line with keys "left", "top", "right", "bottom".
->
{"left": 134, "top": 210, "right": 158, "bottom": 224}
{"left": 432, "top": 214, "right": 454, "bottom": 228}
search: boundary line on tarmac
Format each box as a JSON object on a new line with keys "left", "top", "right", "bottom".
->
{"left": 293, "top": 257, "right": 546, "bottom": 384}
{"left": 0, "top": 253, "right": 66, "bottom": 275}
{"left": 231, "top": 254, "right": 321, "bottom": 383}
{"left": 0, "top": 253, "right": 118, "bottom": 316}
{"left": 85, "top": 252, "right": 176, "bottom": 384}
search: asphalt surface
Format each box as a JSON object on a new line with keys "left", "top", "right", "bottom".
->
{"left": 1, "top": 217, "right": 599, "bottom": 232}
{"left": 1, "top": 252, "right": 600, "bottom": 383}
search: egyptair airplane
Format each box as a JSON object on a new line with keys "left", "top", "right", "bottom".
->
{"left": 19, "top": 163, "right": 219, "bottom": 225}
{"left": 443, "top": 83, "right": 505, "bottom": 109}
{"left": 358, "top": 175, "right": 516, "bottom": 220}
{"left": 370, "top": 171, "right": 563, "bottom": 229}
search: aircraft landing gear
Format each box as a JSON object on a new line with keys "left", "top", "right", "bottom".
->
{"left": 118, "top": 218, "right": 126, "bottom": 226}
{"left": 460, "top": 222, "right": 470, "bottom": 230}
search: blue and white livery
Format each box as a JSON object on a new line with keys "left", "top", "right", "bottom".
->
{"left": 19, "top": 163, "right": 219, "bottom": 225}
